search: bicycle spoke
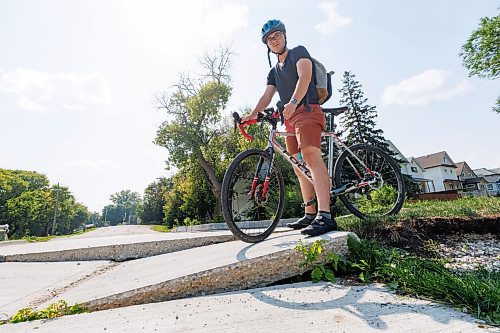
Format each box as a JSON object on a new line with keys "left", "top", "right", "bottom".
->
{"left": 335, "top": 144, "right": 405, "bottom": 219}
{"left": 221, "top": 149, "right": 285, "bottom": 243}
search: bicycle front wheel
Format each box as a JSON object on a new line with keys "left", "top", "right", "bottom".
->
{"left": 334, "top": 144, "right": 405, "bottom": 219}
{"left": 221, "top": 148, "right": 285, "bottom": 243}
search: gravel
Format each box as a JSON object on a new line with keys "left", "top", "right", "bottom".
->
{"left": 429, "top": 233, "right": 500, "bottom": 272}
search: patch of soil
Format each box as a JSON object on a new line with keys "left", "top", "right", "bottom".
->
{"left": 373, "top": 214, "right": 500, "bottom": 255}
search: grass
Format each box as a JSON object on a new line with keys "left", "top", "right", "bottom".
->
{"left": 296, "top": 237, "right": 500, "bottom": 326}
{"left": 150, "top": 224, "right": 171, "bottom": 233}
{"left": 336, "top": 196, "right": 500, "bottom": 231}
{"left": 22, "top": 228, "right": 96, "bottom": 243}
{"left": 346, "top": 236, "right": 500, "bottom": 325}
{"left": 400, "top": 196, "right": 500, "bottom": 218}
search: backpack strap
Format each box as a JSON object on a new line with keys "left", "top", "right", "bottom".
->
{"left": 289, "top": 48, "right": 311, "bottom": 111}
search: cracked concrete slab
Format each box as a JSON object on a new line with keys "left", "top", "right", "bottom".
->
{"left": 0, "top": 261, "right": 111, "bottom": 320}
{"left": 0, "top": 281, "right": 495, "bottom": 333}
{"left": 0, "top": 231, "right": 235, "bottom": 262}
{"left": 31, "top": 231, "right": 354, "bottom": 313}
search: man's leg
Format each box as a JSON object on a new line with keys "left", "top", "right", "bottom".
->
{"left": 300, "top": 146, "right": 330, "bottom": 212}
{"left": 286, "top": 153, "right": 317, "bottom": 229}
{"left": 300, "top": 145, "right": 337, "bottom": 236}
{"left": 293, "top": 153, "right": 316, "bottom": 214}
{"left": 284, "top": 127, "right": 316, "bottom": 230}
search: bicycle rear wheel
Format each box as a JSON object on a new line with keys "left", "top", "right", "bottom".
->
{"left": 221, "top": 148, "right": 285, "bottom": 243}
{"left": 334, "top": 144, "right": 405, "bottom": 219}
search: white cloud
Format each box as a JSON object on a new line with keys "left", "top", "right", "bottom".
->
{"left": 315, "top": 2, "right": 352, "bottom": 35}
{"left": 381, "top": 69, "right": 473, "bottom": 107}
{"left": 0, "top": 68, "right": 111, "bottom": 112}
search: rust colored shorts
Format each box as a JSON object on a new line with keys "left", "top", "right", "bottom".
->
{"left": 284, "top": 104, "right": 325, "bottom": 155}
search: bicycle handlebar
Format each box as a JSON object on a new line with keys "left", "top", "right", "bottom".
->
{"left": 233, "top": 104, "right": 284, "bottom": 141}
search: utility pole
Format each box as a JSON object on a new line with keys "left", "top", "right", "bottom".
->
{"left": 104, "top": 207, "right": 108, "bottom": 226}
{"left": 52, "top": 183, "right": 60, "bottom": 235}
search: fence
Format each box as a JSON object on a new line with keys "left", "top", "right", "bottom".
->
{"left": 417, "top": 190, "right": 460, "bottom": 201}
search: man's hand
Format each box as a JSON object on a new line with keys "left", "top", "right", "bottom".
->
{"left": 283, "top": 102, "right": 297, "bottom": 120}
{"left": 241, "top": 111, "right": 259, "bottom": 123}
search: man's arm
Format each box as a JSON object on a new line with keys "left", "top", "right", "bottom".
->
{"left": 283, "top": 58, "right": 312, "bottom": 119}
{"left": 243, "top": 85, "right": 276, "bottom": 121}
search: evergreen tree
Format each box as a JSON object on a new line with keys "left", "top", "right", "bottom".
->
{"left": 337, "top": 71, "right": 421, "bottom": 198}
{"left": 337, "top": 71, "right": 389, "bottom": 152}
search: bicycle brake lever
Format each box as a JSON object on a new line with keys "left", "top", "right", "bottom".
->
{"left": 232, "top": 112, "right": 241, "bottom": 124}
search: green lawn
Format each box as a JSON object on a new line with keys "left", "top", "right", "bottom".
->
{"left": 337, "top": 196, "right": 500, "bottom": 230}
{"left": 22, "top": 228, "right": 96, "bottom": 243}
{"left": 150, "top": 224, "right": 171, "bottom": 233}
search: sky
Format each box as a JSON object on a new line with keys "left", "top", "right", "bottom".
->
{"left": 0, "top": 0, "right": 498, "bottom": 212}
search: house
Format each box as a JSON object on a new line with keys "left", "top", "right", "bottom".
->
{"left": 414, "top": 151, "right": 462, "bottom": 192}
{"left": 386, "top": 140, "right": 435, "bottom": 194}
{"left": 474, "top": 167, "right": 500, "bottom": 196}
{"left": 404, "top": 157, "right": 435, "bottom": 193}
{"left": 455, "top": 162, "right": 488, "bottom": 196}
{"left": 385, "top": 140, "right": 438, "bottom": 193}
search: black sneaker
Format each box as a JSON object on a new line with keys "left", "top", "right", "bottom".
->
{"left": 286, "top": 216, "right": 313, "bottom": 230}
{"left": 301, "top": 215, "right": 338, "bottom": 237}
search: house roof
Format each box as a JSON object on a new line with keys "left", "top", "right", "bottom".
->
{"left": 490, "top": 167, "right": 500, "bottom": 174}
{"left": 407, "top": 156, "right": 426, "bottom": 171}
{"left": 455, "top": 162, "right": 465, "bottom": 174}
{"left": 414, "top": 151, "right": 457, "bottom": 169}
{"left": 473, "top": 168, "right": 496, "bottom": 176}
{"left": 455, "top": 161, "right": 476, "bottom": 177}
{"left": 462, "top": 177, "right": 487, "bottom": 184}
{"left": 484, "top": 174, "right": 500, "bottom": 183}
{"left": 385, "top": 140, "right": 409, "bottom": 163}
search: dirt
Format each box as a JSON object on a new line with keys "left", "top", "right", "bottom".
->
{"left": 373, "top": 214, "right": 500, "bottom": 255}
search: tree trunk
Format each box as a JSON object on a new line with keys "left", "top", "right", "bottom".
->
{"left": 195, "top": 149, "right": 222, "bottom": 214}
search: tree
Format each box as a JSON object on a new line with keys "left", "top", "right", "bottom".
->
{"left": 87, "top": 212, "right": 103, "bottom": 227}
{"left": 104, "top": 190, "right": 142, "bottom": 225}
{"left": 154, "top": 47, "right": 233, "bottom": 213}
{"left": 0, "top": 168, "right": 90, "bottom": 238}
{"left": 140, "top": 177, "right": 170, "bottom": 224}
{"left": 337, "top": 71, "right": 390, "bottom": 150}
{"left": 460, "top": 13, "right": 499, "bottom": 113}
{"left": 336, "top": 72, "right": 422, "bottom": 200}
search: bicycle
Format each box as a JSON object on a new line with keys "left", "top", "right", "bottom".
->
{"left": 221, "top": 103, "right": 405, "bottom": 243}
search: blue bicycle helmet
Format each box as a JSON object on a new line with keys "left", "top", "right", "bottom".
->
{"left": 261, "top": 19, "right": 286, "bottom": 44}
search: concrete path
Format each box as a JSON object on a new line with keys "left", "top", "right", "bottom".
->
{"left": 69, "top": 225, "right": 160, "bottom": 238}
{"left": 0, "top": 261, "right": 111, "bottom": 320}
{"left": 0, "top": 231, "right": 353, "bottom": 317}
{"left": 0, "top": 230, "right": 235, "bottom": 262}
{"left": 0, "top": 281, "right": 495, "bottom": 333}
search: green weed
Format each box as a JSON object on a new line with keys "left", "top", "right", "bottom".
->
{"left": 295, "top": 236, "right": 499, "bottom": 325}
{"left": 5, "top": 300, "right": 88, "bottom": 324}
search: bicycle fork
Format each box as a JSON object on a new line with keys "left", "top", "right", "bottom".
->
{"left": 248, "top": 147, "right": 275, "bottom": 201}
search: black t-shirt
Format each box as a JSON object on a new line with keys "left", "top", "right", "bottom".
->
{"left": 266, "top": 45, "right": 319, "bottom": 105}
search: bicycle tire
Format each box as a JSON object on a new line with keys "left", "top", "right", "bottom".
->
{"left": 221, "top": 148, "right": 285, "bottom": 243}
{"left": 334, "top": 143, "right": 405, "bottom": 219}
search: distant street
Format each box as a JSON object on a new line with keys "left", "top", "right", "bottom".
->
{"left": 68, "top": 225, "right": 159, "bottom": 239}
